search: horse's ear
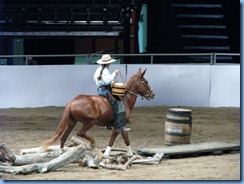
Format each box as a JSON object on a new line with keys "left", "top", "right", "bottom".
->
{"left": 141, "top": 68, "right": 147, "bottom": 77}
{"left": 136, "top": 68, "right": 142, "bottom": 76}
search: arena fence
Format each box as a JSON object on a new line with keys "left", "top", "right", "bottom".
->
{"left": 0, "top": 52, "right": 240, "bottom": 65}
{"left": 0, "top": 53, "right": 240, "bottom": 108}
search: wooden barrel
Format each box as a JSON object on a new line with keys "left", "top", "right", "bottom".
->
{"left": 112, "top": 82, "right": 126, "bottom": 96}
{"left": 165, "top": 108, "right": 192, "bottom": 145}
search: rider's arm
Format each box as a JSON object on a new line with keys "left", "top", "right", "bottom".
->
{"left": 94, "top": 68, "right": 116, "bottom": 86}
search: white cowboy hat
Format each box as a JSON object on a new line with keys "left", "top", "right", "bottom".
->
{"left": 97, "top": 54, "right": 116, "bottom": 64}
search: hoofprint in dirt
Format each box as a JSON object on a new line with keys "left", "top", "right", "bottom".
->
{"left": 0, "top": 106, "right": 240, "bottom": 180}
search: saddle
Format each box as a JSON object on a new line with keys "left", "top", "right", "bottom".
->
{"left": 98, "top": 85, "right": 128, "bottom": 130}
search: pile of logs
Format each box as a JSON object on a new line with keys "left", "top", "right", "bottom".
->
{"left": 0, "top": 136, "right": 164, "bottom": 175}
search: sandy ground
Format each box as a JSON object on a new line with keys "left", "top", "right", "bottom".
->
{"left": 0, "top": 106, "right": 240, "bottom": 180}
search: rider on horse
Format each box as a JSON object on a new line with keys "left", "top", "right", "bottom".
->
{"left": 42, "top": 57, "right": 154, "bottom": 159}
{"left": 93, "top": 54, "right": 130, "bottom": 132}
{"left": 94, "top": 54, "right": 132, "bottom": 158}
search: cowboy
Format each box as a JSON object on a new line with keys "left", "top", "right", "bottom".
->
{"left": 93, "top": 54, "right": 130, "bottom": 132}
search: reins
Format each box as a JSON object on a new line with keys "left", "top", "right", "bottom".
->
{"left": 125, "top": 89, "right": 145, "bottom": 100}
{"left": 117, "top": 72, "right": 146, "bottom": 100}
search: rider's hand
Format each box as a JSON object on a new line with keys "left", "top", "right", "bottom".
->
{"left": 114, "top": 70, "right": 120, "bottom": 75}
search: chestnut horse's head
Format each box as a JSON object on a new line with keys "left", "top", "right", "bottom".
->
{"left": 127, "top": 68, "right": 155, "bottom": 100}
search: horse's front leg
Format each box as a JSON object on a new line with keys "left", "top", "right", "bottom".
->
{"left": 103, "top": 129, "right": 119, "bottom": 158}
{"left": 121, "top": 131, "right": 133, "bottom": 157}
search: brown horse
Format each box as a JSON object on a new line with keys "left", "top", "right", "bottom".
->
{"left": 42, "top": 68, "right": 155, "bottom": 155}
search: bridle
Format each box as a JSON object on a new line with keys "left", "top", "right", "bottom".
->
{"left": 125, "top": 78, "right": 154, "bottom": 100}
{"left": 126, "top": 89, "right": 142, "bottom": 98}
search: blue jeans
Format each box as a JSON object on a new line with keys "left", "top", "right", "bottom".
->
{"left": 97, "top": 88, "right": 109, "bottom": 99}
{"left": 97, "top": 86, "right": 126, "bottom": 131}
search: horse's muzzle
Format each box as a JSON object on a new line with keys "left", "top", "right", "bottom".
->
{"left": 145, "top": 89, "right": 155, "bottom": 100}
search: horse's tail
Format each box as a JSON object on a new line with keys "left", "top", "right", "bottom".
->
{"left": 42, "top": 102, "right": 71, "bottom": 149}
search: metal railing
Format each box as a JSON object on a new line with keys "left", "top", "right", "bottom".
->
{"left": 0, "top": 52, "right": 240, "bottom": 65}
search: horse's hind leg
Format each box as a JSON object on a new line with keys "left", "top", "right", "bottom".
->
{"left": 76, "top": 123, "right": 95, "bottom": 148}
{"left": 60, "top": 119, "right": 77, "bottom": 148}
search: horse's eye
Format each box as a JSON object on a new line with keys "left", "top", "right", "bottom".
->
{"left": 142, "top": 80, "right": 147, "bottom": 84}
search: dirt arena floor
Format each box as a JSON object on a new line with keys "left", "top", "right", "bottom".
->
{"left": 0, "top": 106, "right": 240, "bottom": 180}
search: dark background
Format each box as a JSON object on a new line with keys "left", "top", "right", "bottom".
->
{"left": 0, "top": 0, "right": 240, "bottom": 64}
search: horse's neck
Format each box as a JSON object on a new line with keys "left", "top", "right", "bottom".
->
{"left": 124, "top": 93, "right": 137, "bottom": 113}
{"left": 123, "top": 81, "right": 137, "bottom": 114}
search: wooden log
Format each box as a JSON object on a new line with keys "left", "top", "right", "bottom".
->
{"left": 14, "top": 150, "right": 64, "bottom": 166}
{"left": 40, "top": 144, "right": 87, "bottom": 173}
{"left": 0, "top": 144, "right": 16, "bottom": 166}
{"left": 19, "top": 145, "right": 69, "bottom": 155}
{"left": 85, "top": 152, "right": 103, "bottom": 169}
{"left": 99, "top": 155, "right": 140, "bottom": 171}
{"left": 0, "top": 164, "right": 41, "bottom": 174}
{"left": 137, "top": 142, "right": 240, "bottom": 156}
{"left": 132, "top": 152, "right": 164, "bottom": 165}
{"left": 74, "top": 135, "right": 104, "bottom": 169}
{"left": 101, "top": 147, "right": 137, "bottom": 157}
{"left": 78, "top": 157, "right": 88, "bottom": 167}
{"left": 0, "top": 144, "right": 87, "bottom": 174}
{"left": 70, "top": 136, "right": 92, "bottom": 149}
{"left": 124, "top": 155, "right": 141, "bottom": 168}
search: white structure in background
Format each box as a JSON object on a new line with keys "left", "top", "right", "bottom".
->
{"left": 0, "top": 64, "right": 240, "bottom": 108}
